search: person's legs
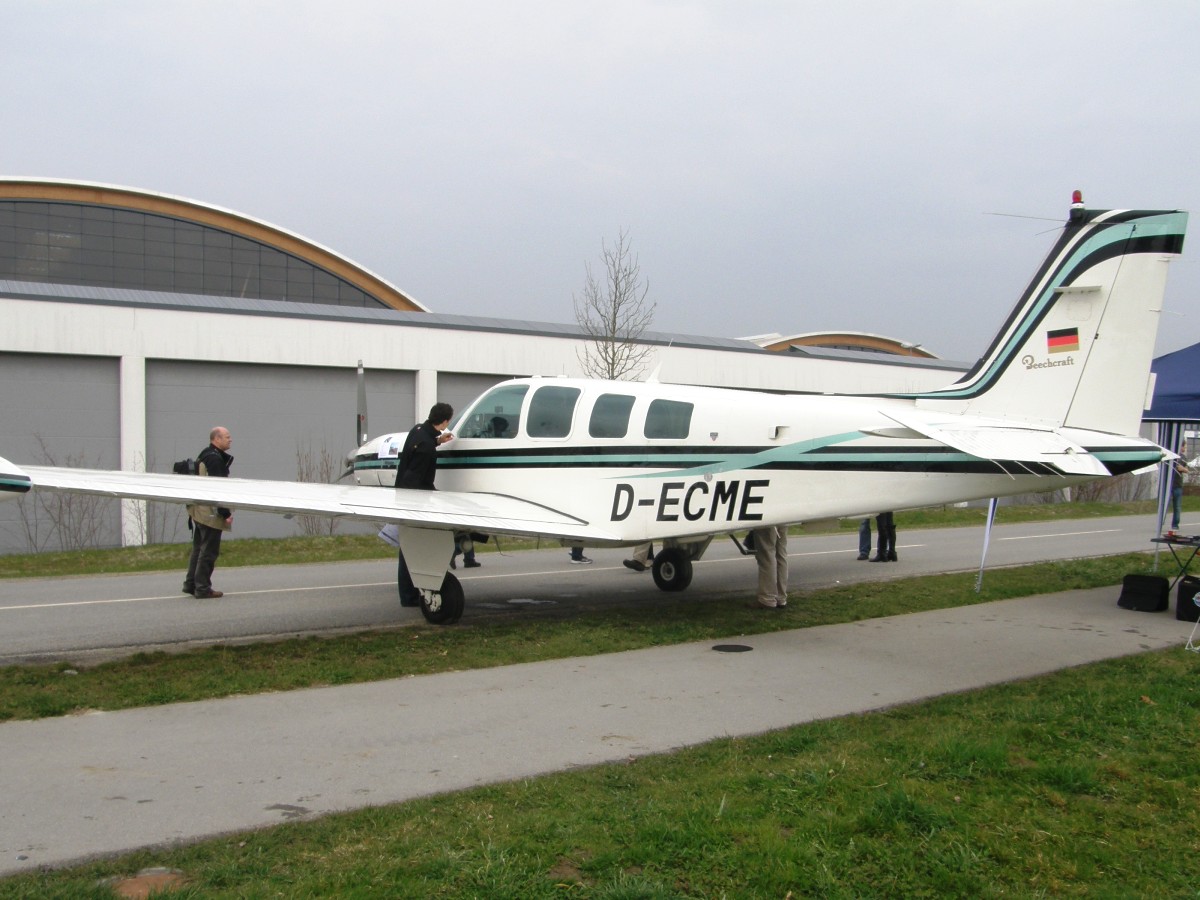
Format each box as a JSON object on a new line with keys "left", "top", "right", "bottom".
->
{"left": 453, "top": 532, "right": 481, "bottom": 568}
{"left": 872, "top": 513, "right": 888, "bottom": 561}
{"left": 623, "top": 542, "right": 651, "bottom": 571}
{"left": 397, "top": 548, "right": 421, "bottom": 607}
{"left": 1173, "top": 486, "right": 1183, "bottom": 529}
{"left": 883, "top": 512, "right": 898, "bottom": 561}
{"left": 774, "top": 526, "right": 789, "bottom": 607}
{"left": 183, "top": 524, "right": 201, "bottom": 593}
{"left": 193, "top": 524, "right": 222, "bottom": 595}
{"left": 754, "top": 527, "right": 781, "bottom": 608}
{"left": 857, "top": 518, "right": 871, "bottom": 559}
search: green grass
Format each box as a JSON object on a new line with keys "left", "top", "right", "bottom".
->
{"left": 0, "top": 552, "right": 1164, "bottom": 722}
{"left": 0, "top": 533, "right": 395, "bottom": 579}
{"left": 3, "top": 646, "right": 1196, "bottom": 898}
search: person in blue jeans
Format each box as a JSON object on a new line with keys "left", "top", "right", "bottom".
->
{"left": 857, "top": 518, "right": 872, "bottom": 560}
{"left": 569, "top": 546, "right": 592, "bottom": 565}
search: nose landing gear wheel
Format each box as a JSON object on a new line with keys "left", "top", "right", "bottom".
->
{"left": 421, "top": 572, "right": 465, "bottom": 624}
{"left": 652, "top": 547, "right": 694, "bottom": 592}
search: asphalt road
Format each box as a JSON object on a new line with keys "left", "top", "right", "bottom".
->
{"left": 0, "top": 513, "right": 1183, "bottom": 665}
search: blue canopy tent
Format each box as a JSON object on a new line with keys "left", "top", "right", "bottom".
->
{"left": 1145, "top": 343, "right": 1200, "bottom": 537}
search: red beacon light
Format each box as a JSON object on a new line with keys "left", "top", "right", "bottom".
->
{"left": 1068, "top": 189, "right": 1085, "bottom": 223}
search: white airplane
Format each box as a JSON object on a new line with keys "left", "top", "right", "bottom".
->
{"left": 0, "top": 195, "right": 1188, "bottom": 624}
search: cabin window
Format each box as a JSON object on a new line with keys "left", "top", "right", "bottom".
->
{"left": 454, "top": 384, "right": 527, "bottom": 438}
{"left": 589, "top": 393, "right": 635, "bottom": 438}
{"left": 527, "top": 385, "right": 581, "bottom": 438}
{"left": 644, "top": 399, "right": 693, "bottom": 439}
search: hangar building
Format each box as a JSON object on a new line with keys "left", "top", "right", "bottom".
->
{"left": 0, "top": 178, "right": 964, "bottom": 553}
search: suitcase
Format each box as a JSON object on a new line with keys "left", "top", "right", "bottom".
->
{"left": 1117, "top": 574, "right": 1168, "bottom": 612}
{"left": 1177, "top": 575, "right": 1200, "bottom": 622}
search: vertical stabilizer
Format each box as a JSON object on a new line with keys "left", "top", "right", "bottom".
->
{"left": 915, "top": 199, "right": 1187, "bottom": 435}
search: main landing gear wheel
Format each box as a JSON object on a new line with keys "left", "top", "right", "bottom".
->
{"left": 652, "top": 547, "right": 693, "bottom": 592}
{"left": 421, "top": 572, "right": 465, "bottom": 625}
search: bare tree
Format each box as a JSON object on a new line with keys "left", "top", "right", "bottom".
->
{"left": 573, "top": 229, "right": 656, "bottom": 380}
{"left": 11, "top": 435, "right": 117, "bottom": 552}
{"left": 123, "top": 451, "right": 187, "bottom": 546}
{"left": 294, "top": 440, "right": 341, "bottom": 536}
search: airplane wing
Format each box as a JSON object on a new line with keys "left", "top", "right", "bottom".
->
{"left": 12, "top": 461, "right": 614, "bottom": 542}
{"left": 881, "top": 409, "right": 1111, "bottom": 477}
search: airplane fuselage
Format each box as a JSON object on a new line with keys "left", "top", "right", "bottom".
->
{"left": 353, "top": 377, "right": 1162, "bottom": 545}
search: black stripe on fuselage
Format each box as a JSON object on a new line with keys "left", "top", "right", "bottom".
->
{"left": 355, "top": 443, "right": 1156, "bottom": 478}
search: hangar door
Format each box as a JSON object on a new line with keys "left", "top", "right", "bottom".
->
{"left": 0, "top": 353, "right": 121, "bottom": 553}
{"left": 147, "top": 360, "right": 416, "bottom": 541}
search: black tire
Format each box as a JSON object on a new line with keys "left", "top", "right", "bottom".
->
{"left": 421, "top": 572, "right": 465, "bottom": 624}
{"left": 652, "top": 547, "right": 693, "bottom": 592}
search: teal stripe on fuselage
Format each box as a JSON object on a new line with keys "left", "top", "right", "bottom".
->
{"left": 618, "top": 431, "right": 867, "bottom": 478}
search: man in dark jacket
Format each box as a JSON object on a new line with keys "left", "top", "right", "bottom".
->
{"left": 395, "top": 403, "right": 454, "bottom": 606}
{"left": 183, "top": 426, "right": 233, "bottom": 599}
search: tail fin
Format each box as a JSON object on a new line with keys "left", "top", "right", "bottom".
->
{"left": 915, "top": 197, "right": 1187, "bottom": 435}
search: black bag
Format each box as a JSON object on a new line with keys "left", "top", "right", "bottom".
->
{"left": 1117, "top": 574, "right": 1169, "bottom": 612}
{"left": 172, "top": 458, "right": 199, "bottom": 475}
{"left": 1177, "top": 576, "right": 1200, "bottom": 622}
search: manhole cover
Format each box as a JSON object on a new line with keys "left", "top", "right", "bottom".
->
{"left": 712, "top": 644, "right": 753, "bottom": 653}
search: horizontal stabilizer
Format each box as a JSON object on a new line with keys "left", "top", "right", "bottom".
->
{"left": 882, "top": 410, "right": 1110, "bottom": 477}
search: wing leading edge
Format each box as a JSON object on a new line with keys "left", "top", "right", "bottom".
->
{"left": 12, "top": 461, "right": 611, "bottom": 542}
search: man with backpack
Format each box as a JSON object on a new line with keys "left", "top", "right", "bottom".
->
{"left": 183, "top": 426, "right": 233, "bottom": 599}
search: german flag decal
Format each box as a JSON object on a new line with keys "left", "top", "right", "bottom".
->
{"left": 1047, "top": 327, "right": 1080, "bottom": 353}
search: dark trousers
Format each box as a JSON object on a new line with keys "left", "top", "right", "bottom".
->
{"left": 397, "top": 549, "right": 421, "bottom": 607}
{"left": 875, "top": 512, "right": 896, "bottom": 560}
{"left": 184, "top": 522, "right": 223, "bottom": 594}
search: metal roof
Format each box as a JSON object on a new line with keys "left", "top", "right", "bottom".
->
{"left": 0, "top": 279, "right": 967, "bottom": 371}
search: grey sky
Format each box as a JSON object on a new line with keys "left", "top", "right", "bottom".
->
{"left": 4, "top": 1, "right": 1198, "bottom": 363}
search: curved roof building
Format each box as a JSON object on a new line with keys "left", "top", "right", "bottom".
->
{"left": 0, "top": 178, "right": 426, "bottom": 312}
{"left": 745, "top": 330, "right": 939, "bottom": 358}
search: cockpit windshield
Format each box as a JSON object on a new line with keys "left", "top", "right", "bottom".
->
{"left": 453, "top": 384, "right": 528, "bottom": 439}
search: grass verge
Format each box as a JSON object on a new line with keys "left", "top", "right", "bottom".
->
{"left": 0, "top": 552, "right": 1163, "bottom": 722}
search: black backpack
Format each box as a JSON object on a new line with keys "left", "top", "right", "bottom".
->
{"left": 172, "top": 458, "right": 199, "bottom": 475}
